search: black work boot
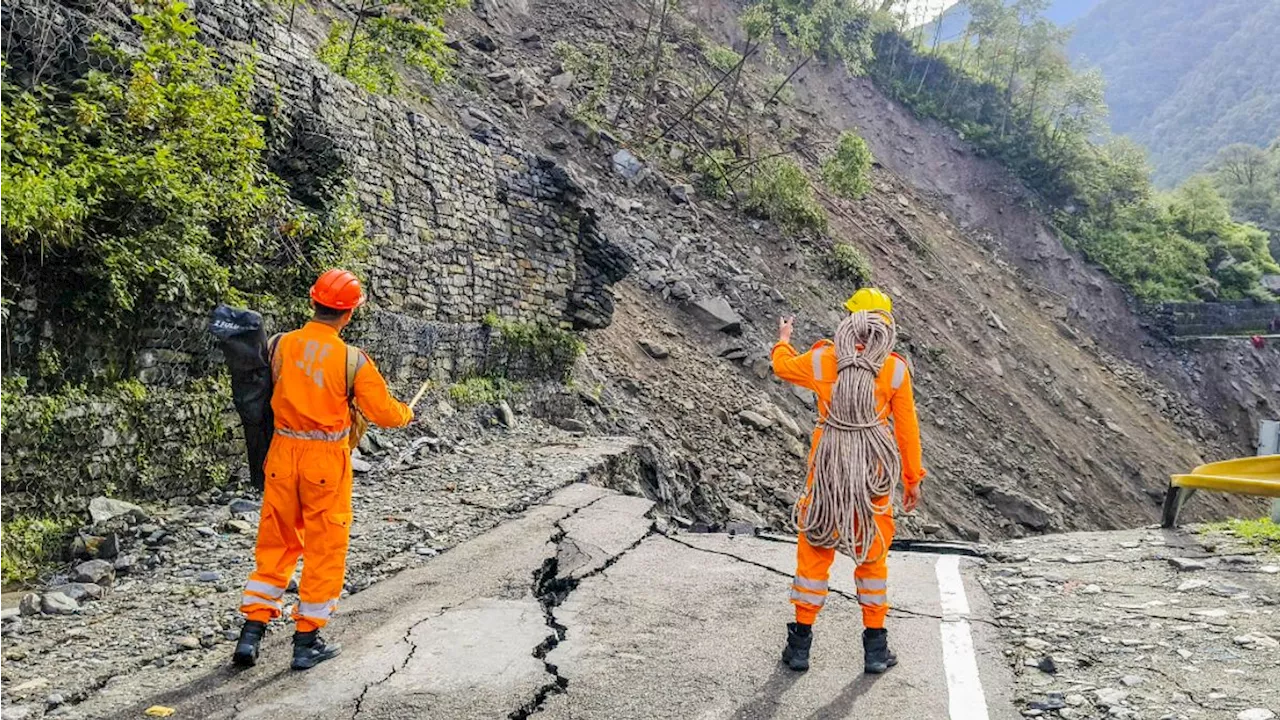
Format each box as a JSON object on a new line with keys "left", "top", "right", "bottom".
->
{"left": 291, "top": 629, "right": 341, "bottom": 670}
{"left": 863, "top": 628, "right": 898, "bottom": 674}
{"left": 782, "top": 622, "right": 813, "bottom": 671}
{"left": 232, "top": 620, "right": 266, "bottom": 667}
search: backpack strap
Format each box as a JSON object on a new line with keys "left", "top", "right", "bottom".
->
{"left": 345, "top": 345, "right": 367, "bottom": 402}
{"left": 268, "top": 333, "right": 284, "bottom": 382}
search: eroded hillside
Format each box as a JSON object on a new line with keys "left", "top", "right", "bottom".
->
{"left": 426, "top": 0, "right": 1277, "bottom": 539}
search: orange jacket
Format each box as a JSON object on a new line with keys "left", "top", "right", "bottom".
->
{"left": 270, "top": 321, "right": 412, "bottom": 441}
{"left": 772, "top": 339, "right": 926, "bottom": 489}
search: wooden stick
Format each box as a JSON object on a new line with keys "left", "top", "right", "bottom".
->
{"left": 408, "top": 379, "right": 432, "bottom": 411}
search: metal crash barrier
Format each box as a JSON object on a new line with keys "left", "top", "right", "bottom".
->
{"left": 1161, "top": 451, "right": 1280, "bottom": 529}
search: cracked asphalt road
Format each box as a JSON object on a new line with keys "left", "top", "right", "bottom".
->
{"left": 112, "top": 484, "right": 1016, "bottom": 719}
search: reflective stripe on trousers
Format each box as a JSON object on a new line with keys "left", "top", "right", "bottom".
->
{"left": 294, "top": 599, "right": 339, "bottom": 621}
{"left": 790, "top": 575, "right": 828, "bottom": 607}
{"left": 856, "top": 576, "right": 887, "bottom": 606}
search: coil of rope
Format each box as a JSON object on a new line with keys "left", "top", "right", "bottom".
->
{"left": 792, "top": 310, "right": 902, "bottom": 564}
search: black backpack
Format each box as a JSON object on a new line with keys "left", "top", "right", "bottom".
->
{"left": 208, "top": 305, "right": 275, "bottom": 491}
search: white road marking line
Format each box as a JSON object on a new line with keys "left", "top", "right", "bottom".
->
{"left": 936, "top": 555, "right": 991, "bottom": 720}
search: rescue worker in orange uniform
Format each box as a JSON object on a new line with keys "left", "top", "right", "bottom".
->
{"left": 233, "top": 269, "right": 413, "bottom": 670}
{"left": 771, "top": 288, "right": 926, "bottom": 674}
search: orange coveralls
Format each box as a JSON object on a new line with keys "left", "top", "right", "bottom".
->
{"left": 772, "top": 339, "right": 926, "bottom": 629}
{"left": 240, "top": 321, "right": 412, "bottom": 632}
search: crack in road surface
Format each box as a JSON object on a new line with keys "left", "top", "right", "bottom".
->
{"left": 351, "top": 604, "right": 457, "bottom": 719}
{"left": 511, "top": 497, "right": 657, "bottom": 719}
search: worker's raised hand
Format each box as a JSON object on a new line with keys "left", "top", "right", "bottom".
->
{"left": 903, "top": 483, "right": 922, "bottom": 513}
{"left": 778, "top": 315, "right": 795, "bottom": 344}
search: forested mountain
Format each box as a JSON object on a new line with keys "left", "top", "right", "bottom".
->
{"left": 1070, "top": 0, "right": 1280, "bottom": 187}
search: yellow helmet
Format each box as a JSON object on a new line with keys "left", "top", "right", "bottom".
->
{"left": 844, "top": 287, "right": 893, "bottom": 316}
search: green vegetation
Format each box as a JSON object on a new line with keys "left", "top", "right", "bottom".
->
{"left": 692, "top": 148, "right": 736, "bottom": 200}
{"left": 317, "top": 0, "right": 467, "bottom": 95}
{"left": 1210, "top": 142, "right": 1280, "bottom": 263}
{"left": 552, "top": 41, "right": 615, "bottom": 125}
{"left": 447, "top": 376, "right": 523, "bottom": 406}
{"left": 703, "top": 44, "right": 742, "bottom": 73}
{"left": 744, "top": 156, "right": 828, "bottom": 234}
{"left": 1, "top": 2, "right": 368, "bottom": 386}
{"left": 482, "top": 313, "right": 586, "bottom": 380}
{"left": 1, "top": 376, "right": 232, "bottom": 526}
{"left": 1201, "top": 517, "right": 1280, "bottom": 551}
{"left": 1, "top": 515, "right": 79, "bottom": 585}
{"left": 870, "top": 0, "right": 1278, "bottom": 302}
{"left": 821, "top": 131, "right": 874, "bottom": 200}
{"left": 828, "top": 243, "right": 873, "bottom": 285}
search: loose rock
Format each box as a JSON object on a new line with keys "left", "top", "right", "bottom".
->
{"left": 1169, "top": 557, "right": 1208, "bottom": 571}
{"left": 88, "top": 496, "right": 146, "bottom": 525}
{"left": 738, "top": 410, "right": 774, "bottom": 431}
{"left": 639, "top": 340, "right": 670, "bottom": 359}
{"left": 688, "top": 296, "right": 743, "bottom": 334}
{"left": 47, "top": 583, "right": 105, "bottom": 603}
{"left": 71, "top": 559, "right": 115, "bottom": 586}
{"left": 19, "top": 593, "right": 41, "bottom": 616}
{"left": 40, "top": 592, "right": 79, "bottom": 615}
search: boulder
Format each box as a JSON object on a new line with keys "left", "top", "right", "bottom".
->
{"left": 548, "top": 71, "right": 574, "bottom": 90}
{"left": 497, "top": 401, "right": 516, "bottom": 428}
{"left": 638, "top": 340, "right": 670, "bottom": 359}
{"left": 18, "top": 593, "right": 41, "bottom": 616}
{"left": 689, "top": 296, "right": 742, "bottom": 334}
{"left": 88, "top": 497, "right": 145, "bottom": 525}
{"left": 738, "top": 410, "right": 774, "bottom": 431}
{"left": 985, "top": 489, "right": 1053, "bottom": 530}
{"left": 611, "top": 149, "right": 645, "bottom": 181}
{"left": 71, "top": 559, "right": 115, "bottom": 586}
{"left": 40, "top": 592, "right": 79, "bottom": 615}
{"left": 669, "top": 184, "right": 692, "bottom": 204}
{"left": 46, "top": 583, "right": 105, "bottom": 603}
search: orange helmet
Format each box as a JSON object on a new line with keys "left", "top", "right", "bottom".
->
{"left": 310, "top": 269, "right": 365, "bottom": 310}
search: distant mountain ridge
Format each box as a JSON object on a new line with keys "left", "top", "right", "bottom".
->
{"left": 919, "top": 0, "right": 1280, "bottom": 186}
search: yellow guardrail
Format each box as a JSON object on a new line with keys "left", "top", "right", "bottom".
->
{"left": 1170, "top": 455, "right": 1280, "bottom": 498}
{"left": 1162, "top": 454, "right": 1280, "bottom": 527}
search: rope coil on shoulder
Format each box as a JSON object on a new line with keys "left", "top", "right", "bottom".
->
{"left": 793, "top": 311, "right": 902, "bottom": 564}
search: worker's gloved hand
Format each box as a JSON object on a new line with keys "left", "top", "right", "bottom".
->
{"left": 902, "top": 483, "right": 921, "bottom": 513}
{"left": 778, "top": 315, "right": 795, "bottom": 344}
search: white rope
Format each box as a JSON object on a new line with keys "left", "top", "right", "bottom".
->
{"left": 792, "top": 311, "right": 901, "bottom": 564}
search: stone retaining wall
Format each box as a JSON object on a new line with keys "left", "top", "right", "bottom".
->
{"left": 0, "top": 0, "right": 631, "bottom": 515}
{"left": 1149, "top": 300, "right": 1280, "bottom": 338}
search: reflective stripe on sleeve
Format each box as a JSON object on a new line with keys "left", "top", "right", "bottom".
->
{"left": 858, "top": 593, "right": 887, "bottom": 606}
{"left": 890, "top": 356, "right": 907, "bottom": 390}
{"left": 812, "top": 347, "right": 827, "bottom": 382}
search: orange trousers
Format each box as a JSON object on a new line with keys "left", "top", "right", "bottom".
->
{"left": 239, "top": 435, "right": 353, "bottom": 632}
{"left": 791, "top": 496, "right": 894, "bottom": 629}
